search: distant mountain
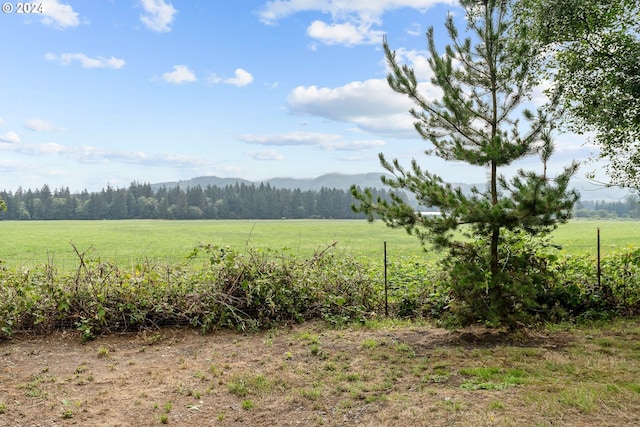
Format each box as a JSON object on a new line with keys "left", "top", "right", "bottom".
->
{"left": 150, "top": 173, "right": 632, "bottom": 202}
{"left": 150, "top": 172, "right": 390, "bottom": 192}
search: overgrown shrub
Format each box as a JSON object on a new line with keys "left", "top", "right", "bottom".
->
{"left": 0, "top": 243, "right": 380, "bottom": 340}
{"left": 2, "top": 241, "right": 640, "bottom": 340}
{"left": 439, "top": 231, "right": 560, "bottom": 327}
{"left": 549, "top": 247, "right": 640, "bottom": 320}
{"left": 382, "top": 257, "right": 450, "bottom": 319}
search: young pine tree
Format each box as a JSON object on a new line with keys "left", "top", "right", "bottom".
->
{"left": 352, "top": 0, "right": 579, "bottom": 326}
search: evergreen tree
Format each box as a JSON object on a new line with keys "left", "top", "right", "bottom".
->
{"left": 352, "top": 0, "right": 579, "bottom": 325}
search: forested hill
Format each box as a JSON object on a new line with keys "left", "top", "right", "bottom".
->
{"left": 150, "top": 172, "right": 389, "bottom": 192}
{"left": 151, "top": 173, "right": 633, "bottom": 199}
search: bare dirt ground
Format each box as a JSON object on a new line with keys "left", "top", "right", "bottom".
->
{"left": 1, "top": 320, "right": 640, "bottom": 427}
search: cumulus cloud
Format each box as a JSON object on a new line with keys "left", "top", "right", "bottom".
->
{"left": 41, "top": 0, "right": 79, "bottom": 29}
{"left": 239, "top": 131, "right": 384, "bottom": 151}
{"left": 140, "top": 0, "right": 177, "bottom": 32}
{"left": 162, "top": 65, "right": 196, "bottom": 84}
{"left": 307, "top": 20, "right": 384, "bottom": 46}
{"left": 258, "top": 0, "right": 452, "bottom": 46}
{"left": 25, "top": 118, "right": 63, "bottom": 132}
{"left": 45, "top": 52, "right": 125, "bottom": 69}
{"left": 287, "top": 79, "right": 422, "bottom": 137}
{"left": 246, "top": 149, "right": 284, "bottom": 161}
{"left": 285, "top": 47, "right": 442, "bottom": 137}
{"left": 0, "top": 131, "right": 20, "bottom": 144}
{"left": 289, "top": 80, "right": 408, "bottom": 118}
{"left": 208, "top": 69, "right": 254, "bottom": 87}
{"left": 225, "top": 68, "right": 254, "bottom": 87}
{"left": 392, "top": 48, "right": 433, "bottom": 81}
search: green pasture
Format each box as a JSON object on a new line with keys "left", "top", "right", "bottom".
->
{"left": 0, "top": 219, "right": 637, "bottom": 269}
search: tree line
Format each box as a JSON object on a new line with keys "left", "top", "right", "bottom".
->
{"left": 0, "top": 182, "right": 401, "bottom": 220}
{"left": 575, "top": 196, "right": 640, "bottom": 219}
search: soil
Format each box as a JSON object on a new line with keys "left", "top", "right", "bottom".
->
{"left": 0, "top": 321, "right": 637, "bottom": 427}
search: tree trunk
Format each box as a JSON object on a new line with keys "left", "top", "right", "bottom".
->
{"left": 490, "top": 160, "right": 499, "bottom": 275}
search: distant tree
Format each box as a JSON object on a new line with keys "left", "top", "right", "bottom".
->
{"left": 513, "top": 0, "right": 640, "bottom": 188}
{"left": 352, "top": 0, "right": 579, "bottom": 326}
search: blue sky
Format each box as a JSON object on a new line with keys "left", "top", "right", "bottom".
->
{"left": 0, "top": 0, "right": 594, "bottom": 192}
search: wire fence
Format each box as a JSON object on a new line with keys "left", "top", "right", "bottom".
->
{"left": 0, "top": 241, "right": 630, "bottom": 271}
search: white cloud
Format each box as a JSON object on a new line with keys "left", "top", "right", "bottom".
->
{"left": 24, "top": 118, "right": 63, "bottom": 132}
{"left": 41, "top": 0, "right": 79, "bottom": 29}
{"left": 285, "top": 47, "right": 442, "bottom": 137}
{"left": 307, "top": 20, "right": 384, "bottom": 46}
{"left": 393, "top": 48, "right": 432, "bottom": 81}
{"left": 140, "top": 0, "right": 177, "bottom": 32}
{"left": 240, "top": 131, "right": 342, "bottom": 147}
{"left": 258, "top": 0, "right": 453, "bottom": 46}
{"left": 239, "top": 131, "right": 384, "bottom": 151}
{"left": 224, "top": 68, "right": 254, "bottom": 87}
{"left": 258, "top": 0, "right": 449, "bottom": 24}
{"left": 0, "top": 131, "right": 20, "bottom": 144}
{"left": 209, "top": 69, "right": 254, "bottom": 87}
{"left": 287, "top": 79, "right": 418, "bottom": 136}
{"left": 322, "top": 139, "right": 385, "bottom": 151}
{"left": 45, "top": 52, "right": 125, "bottom": 69}
{"left": 246, "top": 149, "right": 284, "bottom": 161}
{"left": 162, "top": 65, "right": 196, "bottom": 84}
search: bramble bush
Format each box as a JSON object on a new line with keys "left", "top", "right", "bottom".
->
{"left": 0, "top": 243, "right": 380, "bottom": 340}
{"left": 1, "top": 241, "right": 639, "bottom": 340}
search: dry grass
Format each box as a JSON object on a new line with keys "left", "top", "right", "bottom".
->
{"left": 1, "top": 318, "right": 640, "bottom": 426}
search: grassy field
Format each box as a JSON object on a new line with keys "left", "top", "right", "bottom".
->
{"left": 0, "top": 219, "right": 637, "bottom": 269}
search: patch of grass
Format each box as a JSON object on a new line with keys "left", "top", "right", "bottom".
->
{"left": 557, "top": 386, "right": 601, "bottom": 413}
{"left": 489, "top": 400, "right": 505, "bottom": 410}
{"left": 193, "top": 371, "right": 207, "bottom": 381}
{"left": 623, "top": 383, "right": 640, "bottom": 394}
{"left": 309, "top": 344, "right": 320, "bottom": 356}
{"left": 459, "top": 367, "right": 528, "bottom": 390}
{"left": 60, "top": 401, "right": 79, "bottom": 419}
{"left": 296, "top": 331, "right": 320, "bottom": 344}
{"left": 299, "top": 387, "right": 323, "bottom": 401}
{"left": 22, "top": 372, "right": 56, "bottom": 399}
{"left": 361, "top": 338, "right": 380, "bottom": 349}
{"left": 227, "top": 374, "right": 272, "bottom": 398}
{"left": 394, "top": 342, "right": 416, "bottom": 358}
{"left": 241, "top": 399, "right": 255, "bottom": 410}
